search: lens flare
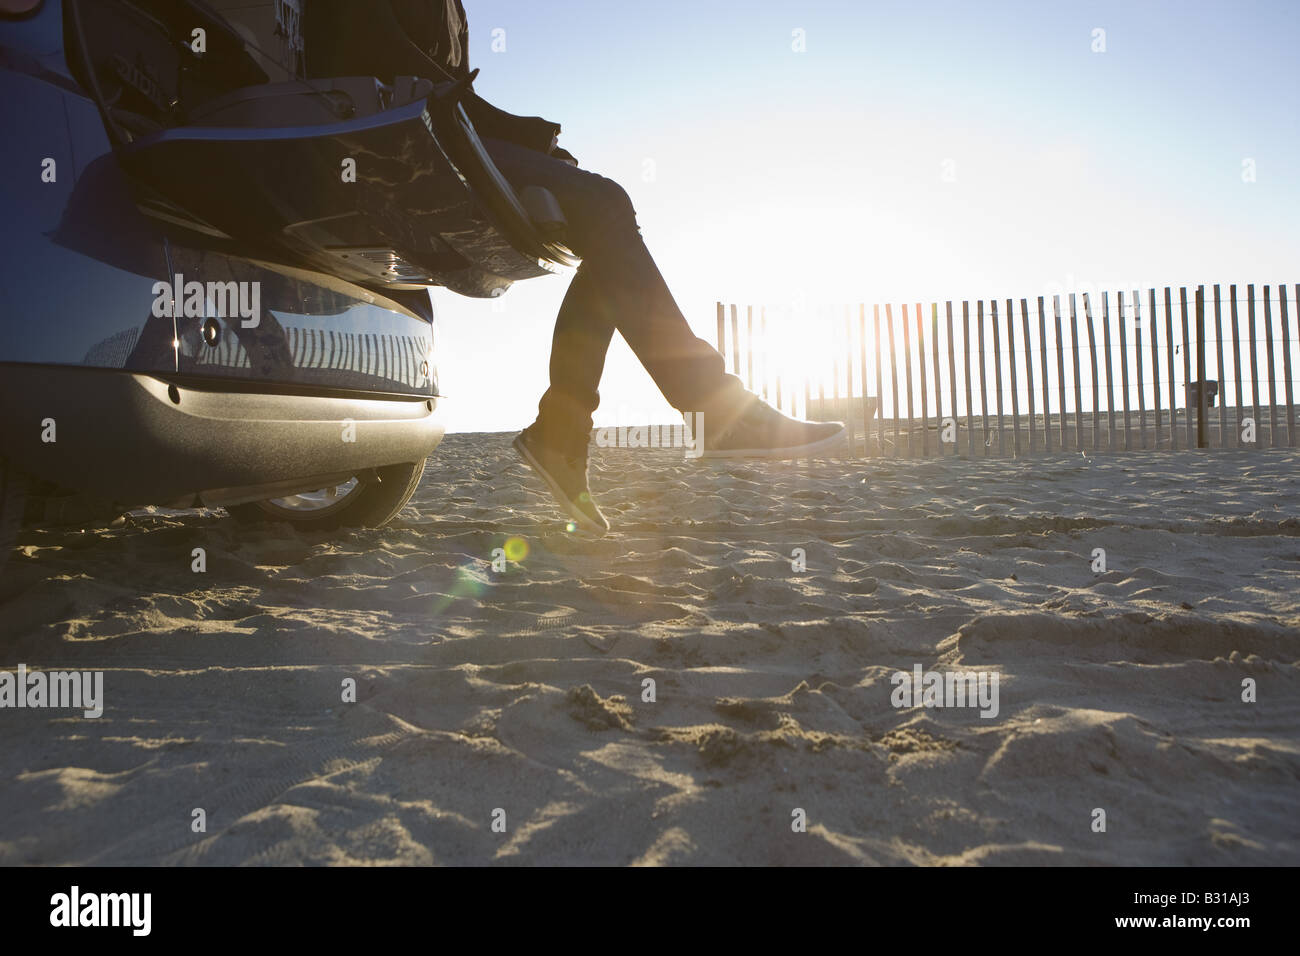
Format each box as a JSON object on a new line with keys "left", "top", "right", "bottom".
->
{"left": 504, "top": 536, "right": 529, "bottom": 561}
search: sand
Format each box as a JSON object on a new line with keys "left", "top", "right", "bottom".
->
{"left": 0, "top": 435, "right": 1297, "bottom": 865}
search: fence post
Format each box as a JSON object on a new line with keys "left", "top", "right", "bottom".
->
{"left": 1055, "top": 296, "right": 1067, "bottom": 451}
{"left": 1084, "top": 293, "right": 1100, "bottom": 450}
{"left": 1230, "top": 285, "right": 1243, "bottom": 447}
{"left": 1022, "top": 298, "right": 1036, "bottom": 453}
{"left": 1212, "top": 285, "right": 1226, "bottom": 447}
{"left": 992, "top": 299, "right": 1006, "bottom": 456}
{"left": 1196, "top": 286, "right": 1208, "bottom": 449}
{"left": 1007, "top": 298, "right": 1021, "bottom": 457}
{"left": 1070, "top": 294, "right": 1083, "bottom": 451}
{"left": 1118, "top": 291, "right": 1131, "bottom": 451}
{"left": 1247, "top": 285, "right": 1260, "bottom": 449}
{"left": 1103, "top": 292, "right": 1116, "bottom": 450}
{"left": 730, "top": 304, "right": 740, "bottom": 378}
{"left": 1134, "top": 292, "right": 1145, "bottom": 450}
{"left": 978, "top": 300, "right": 990, "bottom": 455}
{"left": 1150, "top": 289, "right": 1162, "bottom": 449}
{"left": 1264, "top": 286, "right": 1279, "bottom": 448}
{"left": 1283, "top": 286, "right": 1296, "bottom": 447}
{"left": 1180, "top": 287, "right": 1193, "bottom": 450}
{"left": 874, "top": 304, "right": 885, "bottom": 456}
{"left": 964, "top": 301, "right": 974, "bottom": 458}
{"left": 1039, "top": 297, "right": 1051, "bottom": 453}
{"left": 932, "top": 304, "right": 943, "bottom": 457}
{"left": 903, "top": 303, "right": 914, "bottom": 457}
{"left": 1164, "top": 288, "right": 1177, "bottom": 449}
{"left": 887, "top": 304, "right": 900, "bottom": 458}
{"left": 916, "top": 303, "right": 929, "bottom": 457}
{"left": 947, "top": 302, "right": 958, "bottom": 458}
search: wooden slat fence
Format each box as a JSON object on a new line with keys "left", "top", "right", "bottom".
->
{"left": 716, "top": 285, "right": 1300, "bottom": 456}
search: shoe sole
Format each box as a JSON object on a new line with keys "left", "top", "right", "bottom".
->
{"left": 699, "top": 423, "right": 849, "bottom": 459}
{"left": 512, "top": 435, "right": 609, "bottom": 534}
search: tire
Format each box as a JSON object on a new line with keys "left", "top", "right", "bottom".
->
{"left": 0, "top": 457, "right": 28, "bottom": 575}
{"left": 224, "top": 459, "right": 426, "bottom": 532}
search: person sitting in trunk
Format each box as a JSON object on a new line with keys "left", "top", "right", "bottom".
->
{"left": 306, "top": 0, "right": 845, "bottom": 533}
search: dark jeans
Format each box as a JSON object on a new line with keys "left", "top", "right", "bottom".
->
{"left": 482, "top": 138, "right": 743, "bottom": 456}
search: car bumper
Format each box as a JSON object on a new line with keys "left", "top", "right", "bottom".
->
{"left": 0, "top": 364, "right": 445, "bottom": 508}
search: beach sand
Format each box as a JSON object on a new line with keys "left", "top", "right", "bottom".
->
{"left": 0, "top": 434, "right": 1296, "bottom": 865}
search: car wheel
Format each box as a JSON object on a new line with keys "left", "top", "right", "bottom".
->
{"left": 224, "top": 459, "right": 426, "bottom": 531}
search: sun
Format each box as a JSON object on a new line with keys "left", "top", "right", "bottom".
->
{"left": 722, "top": 303, "right": 883, "bottom": 418}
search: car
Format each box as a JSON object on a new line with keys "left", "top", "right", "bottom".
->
{"left": 0, "top": 0, "right": 577, "bottom": 569}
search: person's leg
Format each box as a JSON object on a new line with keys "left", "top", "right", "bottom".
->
{"left": 482, "top": 137, "right": 845, "bottom": 531}
{"left": 532, "top": 265, "right": 616, "bottom": 456}
{"left": 481, "top": 138, "right": 744, "bottom": 451}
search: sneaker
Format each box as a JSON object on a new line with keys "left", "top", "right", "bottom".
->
{"left": 695, "top": 397, "right": 846, "bottom": 458}
{"left": 512, "top": 426, "right": 610, "bottom": 533}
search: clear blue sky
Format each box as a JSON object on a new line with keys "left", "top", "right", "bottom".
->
{"left": 432, "top": 0, "right": 1300, "bottom": 432}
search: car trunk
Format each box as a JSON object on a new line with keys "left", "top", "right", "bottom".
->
{"left": 65, "top": 0, "right": 576, "bottom": 297}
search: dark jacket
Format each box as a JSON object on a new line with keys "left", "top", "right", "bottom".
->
{"left": 305, "top": 0, "right": 562, "bottom": 155}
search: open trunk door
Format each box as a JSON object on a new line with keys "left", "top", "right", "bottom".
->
{"left": 66, "top": 0, "right": 578, "bottom": 298}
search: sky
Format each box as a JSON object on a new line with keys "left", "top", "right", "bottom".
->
{"left": 430, "top": 0, "right": 1300, "bottom": 433}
